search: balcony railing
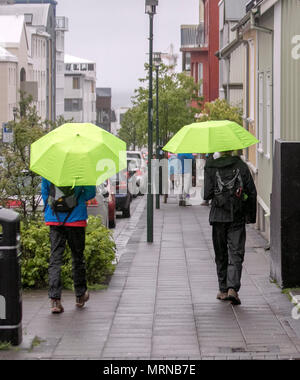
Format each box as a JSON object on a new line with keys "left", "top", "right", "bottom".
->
{"left": 246, "top": 0, "right": 263, "bottom": 12}
{"left": 181, "top": 23, "right": 206, "bottom": 49}
{"left": 56, "top": 16, "right": 69, "bottom": 31}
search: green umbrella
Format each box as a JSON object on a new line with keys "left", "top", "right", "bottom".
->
{"left": 30, "top": 123, "right": 127, "bottom": 187}
{"left": 163, "top": 120, "right": 259, "bottom": 154}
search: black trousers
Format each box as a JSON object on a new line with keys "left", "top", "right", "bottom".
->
{"left": 48, "top": 226, "right": 87, "bottom": 300}
{"left": 212, "top": 222, "right": 246, "bottom": 293}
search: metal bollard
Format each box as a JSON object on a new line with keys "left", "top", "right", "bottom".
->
{"left": 0, "top": 207, "right": 22, "bottom": 346}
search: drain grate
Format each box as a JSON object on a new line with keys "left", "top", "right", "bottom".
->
{"left": 218, "top": 346, "right": 280, "bottom": 354}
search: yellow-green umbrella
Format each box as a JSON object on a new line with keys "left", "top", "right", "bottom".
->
{"left": 163, "top": 120, "right": 259, "bottom": 154}
{"left": 30, "top": 123, "right": 127, "bottom": 187}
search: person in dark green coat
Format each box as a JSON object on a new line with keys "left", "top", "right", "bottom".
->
{"left": 204, "top": 151, "right": 257, "bottom": 305}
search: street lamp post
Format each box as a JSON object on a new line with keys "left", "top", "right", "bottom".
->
{"left": 145, "top": 0, "right": 158, "bottom": 243}
{"left": 153, "top": 52, "right": 162, "bottom": 210}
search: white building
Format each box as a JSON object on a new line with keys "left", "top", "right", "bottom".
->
{"left": 111, "top": 107, "right": 130, "bottom": 136}
{"left": 55, "top": 16, "right": 68, "bottom": 119}
{"left": 0, "top": 14, "right": 38, "bottom": 133}
{"left": 0, "top": 46, "right": 18, "bottom": 139}
{"left": 0, "top": 1, "right": 57, "bottom": 121}
{"left": 25, "top": 20, "right": 48, "bottom": 121}
{"left": 64, "top": 54, "right": 96, "bottom": 124}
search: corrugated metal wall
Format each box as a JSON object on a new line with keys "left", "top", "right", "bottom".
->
{"left": 281, "top": 0, "right": 300, "bottom": 140}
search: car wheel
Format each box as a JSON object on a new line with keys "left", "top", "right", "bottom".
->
{"left": 123, "top": 203, "right": 131, "bottom": 218}
{"left": 109, "top": 210, "right": 117, "bottom": 228}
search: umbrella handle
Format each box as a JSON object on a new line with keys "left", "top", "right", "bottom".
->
{"left": 72, "top": 176, "right": 83, "bottom": 188}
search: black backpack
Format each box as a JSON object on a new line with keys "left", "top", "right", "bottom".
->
{"left": 47, "top": 184, "right": 80, "bottom": 225}
{"left": 214, "top": 168, "right": 244, "bottom": 212}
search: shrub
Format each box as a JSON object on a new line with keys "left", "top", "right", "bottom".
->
{"left": 20, "top": 216, "right": 116, "bottom": 289}
{"left": 197, "top": 99, "right": 243, "bottom": 126}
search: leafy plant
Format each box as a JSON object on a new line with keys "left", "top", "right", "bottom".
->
{"left": 0, "top": 94, "right": 73, "bottom": 223}
{"left": 118, "top": 64, "right": 203, "bottom": 147}
{"left": 196, "top": 99, "right": 243, "bottom": 126}
{"left": 0, "top": 342, "right": 12, "bottom": 351}
{"left": 20, "top": 216, "right": 116, "bottom": 289}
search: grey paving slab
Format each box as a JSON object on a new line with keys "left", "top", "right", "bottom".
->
{"left": 2, "top": 194, "right": 300, "bottom": 360}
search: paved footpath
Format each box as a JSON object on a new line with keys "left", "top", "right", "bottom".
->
{"left": 1, "top": 195, "right": 300, "bottom": 360}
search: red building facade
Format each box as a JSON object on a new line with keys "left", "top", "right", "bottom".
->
{"left": 181, "top": 0, "right": 219, "bottom": 107}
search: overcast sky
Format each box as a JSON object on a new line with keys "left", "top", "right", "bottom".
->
{"left": 56, "top": 0, "right": 199, "bottom": 108}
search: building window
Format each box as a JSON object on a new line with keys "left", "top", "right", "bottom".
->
{"left": 249, "top": 40, "right": 255, "bottom": 121}
{"left": 20, "top": 68, "right": 26, "bottom": 82}
{"left": 258, "top": 72, "right": 264, "bottom": 153}
{"left": 24, "top": 13, "right": 33, "bottom": 25}
{"left": 81, "top": 64, "right": 88, "bottom": 71}
{"left": 73, "top": 77, "right": 80, "bottom": 89}
{"left": 64, "top": 98, "right": 83, "bottom": 112}
{"left": 65, "top": 64, "right": 71, "bottom": 71}
{"left": 88, "top": 64, "right": 94, "bottom": 71}
{"left": 266, "top": 72, "right": 272, "bottom": 159}
{"left": 184, "top": 52, "right": 191, "bottom": 71}
{"left": 198, "top": 63, "right": 203, "bottom": 96}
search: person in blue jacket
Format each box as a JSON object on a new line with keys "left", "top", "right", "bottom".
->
{"left": 177, "top": 153, "right": 195, "bottom": 206}
{"left": 42, "top": 178, "right": 96, "bottom": 314}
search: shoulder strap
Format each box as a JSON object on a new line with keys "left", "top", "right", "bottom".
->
{"left": 55, "top": 187, "right": 82, "bottom": 226}
{"left": 216, "top": 168, "right": 240, "bottom": 192}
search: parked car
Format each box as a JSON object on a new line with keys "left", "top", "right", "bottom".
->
{"left": 111, "top": 169, "right": 132, "bottom": 218}
{"left": 106, "top": 179, "right": 116, "bottom": 228}
{"left": 127, "top": 150, "right": 146, "bottom": 168}
{"left": 3, "top": 173, "right": 43, "bottom": 213}
{"left": 86, "top": 182, "right": 109, "bottom": 227}
{"left": 127, "top": 157, "right": 147, "bottom": 196}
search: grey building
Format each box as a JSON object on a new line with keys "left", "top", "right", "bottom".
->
{"left": 227, "top": 0, "right": 300, "bottom": 242}
{"left": 216, "top": 0, "right": 248, "bottom": 105}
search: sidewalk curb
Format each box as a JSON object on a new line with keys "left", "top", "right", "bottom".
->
{"left": 114, "top": 196, "right": 146, "bottom": 263}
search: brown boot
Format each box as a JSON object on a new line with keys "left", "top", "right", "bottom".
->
{"left": 227, "top": 288, "right": 241, "bottom": 305}
{"left": 216, "top": 291, "right": 228, "bottom": 301}
{"left": 76, "top": 291, "right": 89, "bottom": 308}
{"left": 51, "top": 299, "right": 64, "bottom": 314}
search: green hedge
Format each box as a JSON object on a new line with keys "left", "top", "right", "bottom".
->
{"left": 20, "top": 216, "right": 116, "bottom": 289}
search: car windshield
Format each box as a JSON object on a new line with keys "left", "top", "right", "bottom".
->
{"left": 127, "top": 158, "right": 139, "bottom": 170}
{"left": 111, "top": 169, "right": 127, "bottom": 182}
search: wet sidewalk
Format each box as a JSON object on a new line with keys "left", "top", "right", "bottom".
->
{"left": 1, "top": 196, "right": 300, "bottom": 360}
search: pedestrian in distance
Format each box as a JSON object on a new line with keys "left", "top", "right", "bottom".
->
{"left": 200, "top": 153, "right": 214, "bottom": 206}
{"left": 203, "top": 151, "right": 257, "bottom": 305}
{"left": 177, "top": 153, "right": 195, "bottom": 207}
{"left": 163, "top": 153, "right": 177, "bottom": 204}
{"left": 42, "top": 178, "right": 96, "bottom": 314}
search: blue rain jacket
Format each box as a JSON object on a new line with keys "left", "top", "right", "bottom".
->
{"left": 177, "top": 153, "right": 194, "bottom": 174}
{"left": 41, "top": 178, "right": 96, "bottom": 223}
